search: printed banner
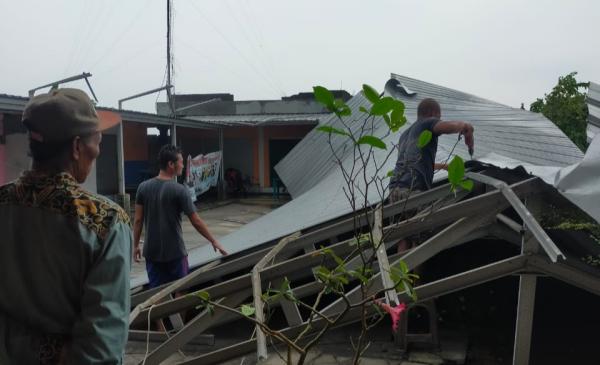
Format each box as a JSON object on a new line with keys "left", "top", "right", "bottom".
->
{"left": 185, "top": 151, "right": 222, "bottom": 201}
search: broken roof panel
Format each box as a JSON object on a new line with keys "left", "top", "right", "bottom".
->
{"left": 587, "top": 82, "right": 600, "bottom": 141}
{"left": 276, "top": 74, "right": 584, "bottom": 198}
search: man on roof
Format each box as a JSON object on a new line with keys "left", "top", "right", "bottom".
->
{"left": 389, "top": 98, "right": 475, "bottom": 252}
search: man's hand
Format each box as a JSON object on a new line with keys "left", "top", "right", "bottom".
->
{"left": 461, "top": 122, "right": 475, "bottom": 152}
{"left": 434, "top": 163, "right": 448, "bottom": 171}
{"left": 211, "top": 240, "right": 228, "bottom": 256}
{"left": 133, "top": 245, "right": 142, "bottom": 262}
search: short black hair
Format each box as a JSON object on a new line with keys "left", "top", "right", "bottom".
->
{"left": 29, "top": 134, "right": 96, "bottom": 165}
{"left": 417, "top": 98, "right": 441, "bottom": 119}
{"left": 29, "top": 139, "right": 72, "bottom": 164}
{"left": 158, "top": 145, "right": 182, "bottom": 170}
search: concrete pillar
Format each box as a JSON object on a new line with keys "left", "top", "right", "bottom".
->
{"left": 258, "top": 127, "right": 265, "bottom": 188}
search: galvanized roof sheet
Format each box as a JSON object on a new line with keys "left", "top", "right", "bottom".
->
{"left": 187, "top": 113, "right": 329, "bottom": 126}
{"left": 587, "top": 82, "right": 600, "bottom": 141}
{"left": 277, "top": 74, "right": 584, "bottom": 198}
{"left": 0, "top": 93, "right": 216, "bottom": 129}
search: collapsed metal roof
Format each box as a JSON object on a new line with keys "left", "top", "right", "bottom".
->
{"left": 130, "top": 74, "right": 594, "bottom": 288}
{"left": 128, "top": 169, "right": 600, "bottom": 364}
{"left": 587, "top": 81, "right": 600, "bottom": 141}
{"left": 277, "top": 74, "right": 583, "bottom": 198}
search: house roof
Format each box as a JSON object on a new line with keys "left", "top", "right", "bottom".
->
{"left": 187, "top": 113, "right": 329, "bottom": 126}
{"left": 0, "top": 93, "right": 217, "bottom": 130}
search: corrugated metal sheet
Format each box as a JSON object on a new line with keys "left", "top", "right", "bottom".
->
{"left": 587, "top": 82, "right": 600, "bottom": 141}
{"left": 277, "top": 74, "right": 583, "bottom": 198}
{"left": 0, "top": 93, "right": 217, "bottom": 129}
{"left": 130, "top": 74, "right": 586, "bottom": 288}
{"left": 187, "top": 113, "right": 329, "bottom": 126}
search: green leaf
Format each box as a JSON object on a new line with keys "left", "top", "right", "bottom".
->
{"left": 417, "top": 130, "right": 433, "bottom": 148}
{"left": 362, "top": 84, "right": 380, "bottom": 103}
{"left": 195, "top": 291, "right": 210, "bottom": 302}
{"left": 370, "top": 97, "right": 396, "bottom": 116}
{"left": 241, "top": 304, "right": 256, "bottom": 317}
{"left": 383, "top": 114, "right": 391, "bottom": 128}
{"left": 337, "top": 275, "right": 349, "bottom": 285}
{"left": 389, "top": 108, "right": 406, "bottom": 132}
{"left": 356, "top": 135, "right": 387, "bottom": 150}
{"left": 349, "top": 270, "right": 368, "bottom": 284}
{"left": 207, "top": 303, "right": 215, "bottom": 315}
{"left": 391, "top": 99, "right": 405, "bottom": 114}
{"left": 316, "top": 125, "right": 350, "bottom": 137}
{"left": 313, "top": 86, "right": 334, "bottom": 108}
{"left": 398, "top": 260, "right": 409, "bottom": 274}
{"left": 359, "top": 106, "right": 369, "bottom": 114}
{"left": 386, "top": 170, "right": 395, "bottom": 178}
{"left": 447, "top": 155, "right": 465, "bottom": 185}
{"left": 459, "top": 179, "right": 474, "bottom": 191}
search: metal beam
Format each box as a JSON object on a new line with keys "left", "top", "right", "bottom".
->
{"left": 28, "top": 72, "right": 95, "bottom": 99}
{"left": 374, "top": 205, "right": 399, "bottom": 306}
{"left": 323, "top": 211, "right": 498, "bottom": 317}
{"left": 118, "top": 85, "right": 172, "bottom": 110}
{"left": 128, "top": 330, "right": 214, "bottom": 346}
{"left": 252, "top": 232, "right": 301, "bottom": 361}
{"left": 179, "top": 255, "right": 530, "bottom": 365}
{"left": 400, "top": 213, "right": 496, "bottom": 271}
{"left": 513, "top": 232, "right": 538, "bottom": 365}
{"left": 528, "top": 256, "right": 600, "bottom": 297}
{"left": 131, "top": 180, "right": 471, "bottom": 301}
{"left": 130, "top": 261, "right": 220, "bottom": 324}
{"left": 512, "top": 274, "right": 537, "bottom": 365}
{"left": 133, "top": 178, "right": 539, "bottom": 325}
{"left": 497, "top": 213, "right": 524, "bottom": 234}
{"left": 141, "top": 290, "right": 250, "bottom": 365}
{"left": 467, "top": 173, "right": 564, "bottom": 262}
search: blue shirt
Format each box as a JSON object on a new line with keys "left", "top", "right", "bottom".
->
{"left": 0, "top": 171, "right": 131, "bottom": 364}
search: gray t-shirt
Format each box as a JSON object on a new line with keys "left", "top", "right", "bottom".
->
{"left": 135, "top": 178, "right": 196, "bottom": 262}
{"left": 390, "top": 117, "right": 440, "bottom": 191}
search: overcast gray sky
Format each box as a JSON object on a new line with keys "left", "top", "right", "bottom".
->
{"left": 1, "top": 0, "right": 599, "bottom": 113}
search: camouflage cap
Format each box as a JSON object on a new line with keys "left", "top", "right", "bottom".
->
{"left": 22, "top": 88, "right": 121, "bottom": 142}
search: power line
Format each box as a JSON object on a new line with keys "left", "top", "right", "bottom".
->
{"left": 89, "top": 1, "right": 150, "bottom": 71}
{"left": 187, "top": 2, "right": 286, "bottom": 97}
{"left": 237, "top": 0, "right": 287, "bottom": 96}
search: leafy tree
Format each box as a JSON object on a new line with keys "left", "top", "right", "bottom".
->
{"left": 530, "top": 72, "right": 589, "bottom": 151}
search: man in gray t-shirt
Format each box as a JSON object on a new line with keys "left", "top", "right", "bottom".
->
{"left": 133, "top": 145, "right": 227, "bottom": 288}
{"left": 389, "top": 98, "right": 474, "bottom": 252}
{"left": 390, "top": 98, "right": 475, "bottom": 194}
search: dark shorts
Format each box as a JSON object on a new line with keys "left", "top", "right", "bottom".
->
{"left": 146, "top": 256, "right": 189, "bottom": 288}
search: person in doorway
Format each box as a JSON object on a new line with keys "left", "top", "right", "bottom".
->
{"left": 389, "top": 98, "right": 475, "bottom": 252}
{"left": 133, "top": 145, "right": 227, "bottom": 289}
{"left": 0, "top": 88, "right": 131, "bottom": 364}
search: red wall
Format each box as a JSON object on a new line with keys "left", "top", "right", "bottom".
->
{"left": 123, "top": 121, "right": 148, "bottom": 161}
